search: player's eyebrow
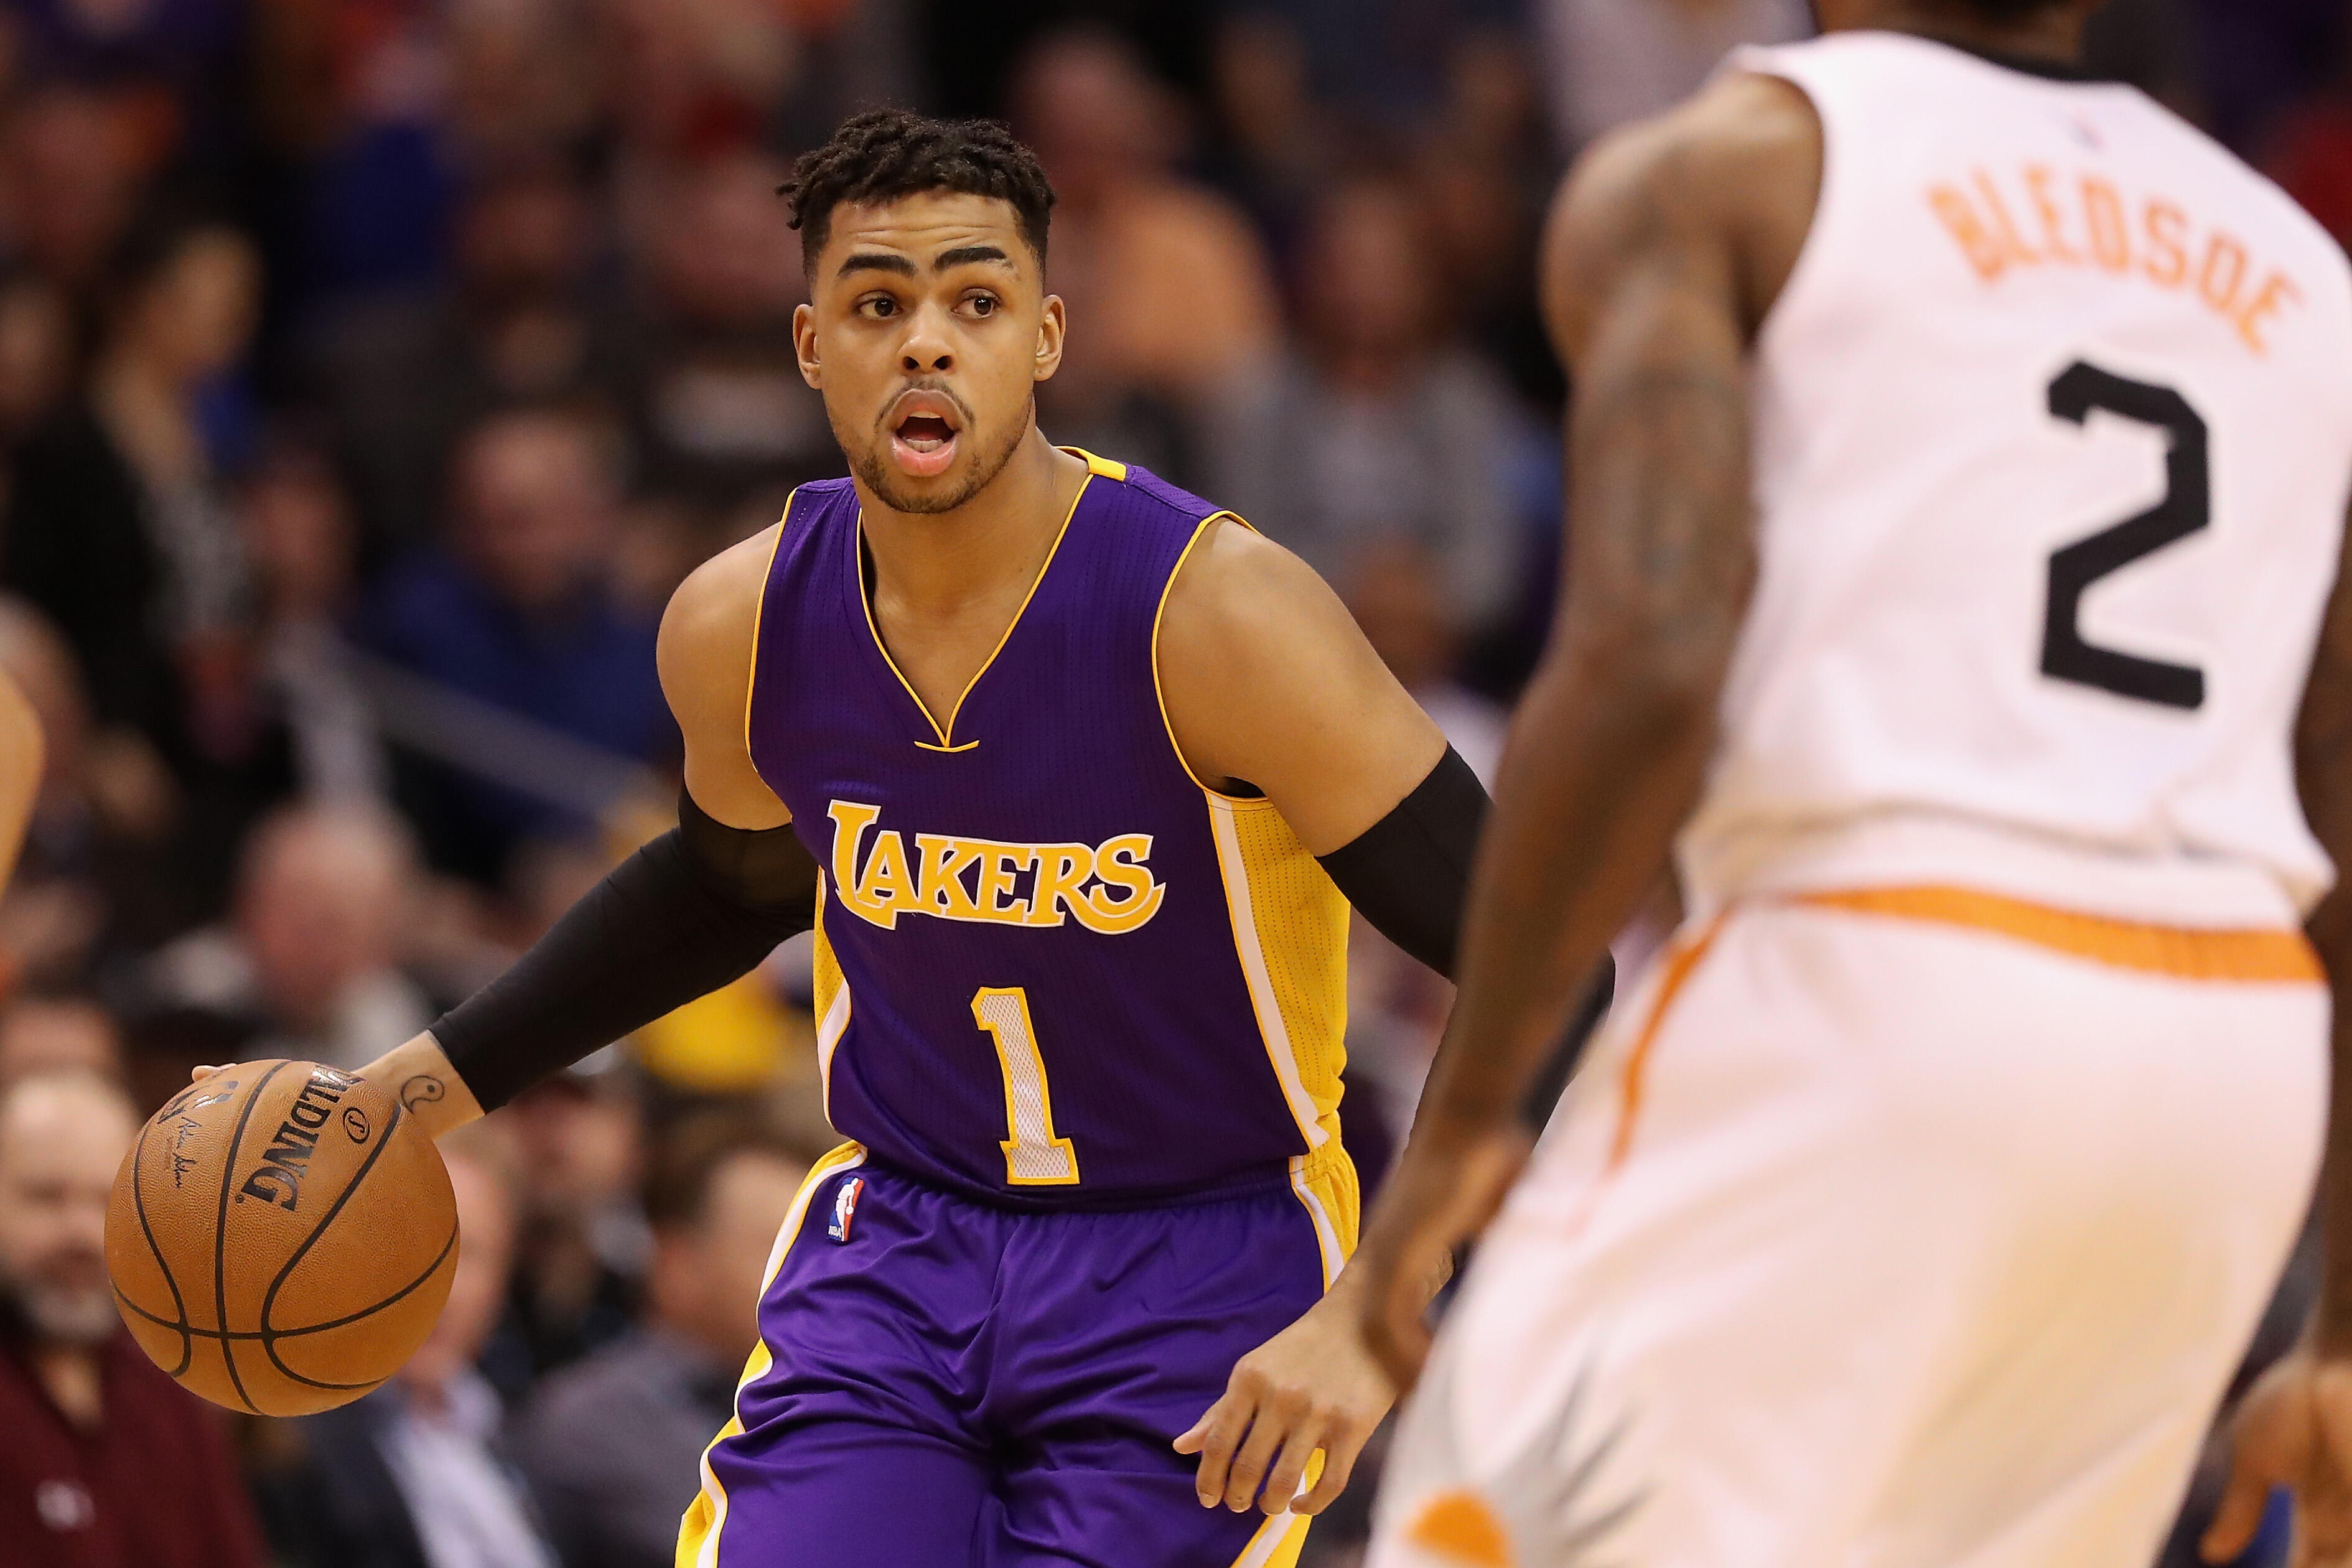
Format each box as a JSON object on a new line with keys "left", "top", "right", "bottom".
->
{"left": 836, "top": 251, "right": 919, "bottom": 279}
{"left": 934, "top": 244, "right": 1013, "bottom": 271}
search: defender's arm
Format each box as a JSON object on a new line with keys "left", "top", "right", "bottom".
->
{"left": 1348, "top": 73, "right": 1820, "bottom": 1386}
{"left": 2206, "top": 496, "right": 2352, "bottom": 1562}
{"left": 355, "top": 527, "right": 818, "bottom": 1136}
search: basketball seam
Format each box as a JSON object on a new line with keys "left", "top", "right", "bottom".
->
{"left": 212, "top": 1060, "right": 292, "bottom": 1414}
{"left": 258, "top": 1096, "right": 454, "bottom": 1393}
{"left": 124, "top": 1086, "right": 200, "bottom": 1376}
{"left": 113, "top": 1219, "right": 458, "bottom": 1348}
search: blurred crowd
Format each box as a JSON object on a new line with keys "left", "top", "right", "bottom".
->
{"left": 0, "top": 0, "right": 2340, "bottom": 1565}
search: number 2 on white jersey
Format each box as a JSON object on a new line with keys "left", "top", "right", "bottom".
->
{"left": 971, "top": 987, "right": 1080, "bottom": 1185}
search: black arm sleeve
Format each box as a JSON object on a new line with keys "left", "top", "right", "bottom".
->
{"left": 1315, "top": 745, "right": 1490, "bottom": 980}
{"left": 1314, "top": 745, "right": 1616, "bottom": 1129}
{"left": 431, "top": 792, "right": 819, "bottom": 1111}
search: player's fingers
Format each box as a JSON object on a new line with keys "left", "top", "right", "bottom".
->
{"left": 2203, "top": 1460, "right": 2275, "bottom": 1565}
{"left": 188, "top": 1064, "right": 225, "bottom": 1083}
{"left": 1297, "top": 1421, "right": 1372, "bottom": 1516}
{"left": 1256, "top": 1423, "right": 1325, "bottom": 1518}
{"left": 1223, "top": 1400, "right": 1295, "bottom": 1513}
{"left": 1178, "top": 1390, "right": 1253, "bottom": 1506}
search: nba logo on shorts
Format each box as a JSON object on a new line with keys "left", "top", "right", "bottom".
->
{"left": 828, "top": 1176, "right": 865, "bottom": 1243}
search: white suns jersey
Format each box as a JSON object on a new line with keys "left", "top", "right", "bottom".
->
{"left": 1679, "top": 32, "right": 2352, "bottom": 928}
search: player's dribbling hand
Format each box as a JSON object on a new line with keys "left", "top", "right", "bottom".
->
{"left": 1175, "top": 1275, "right": 1396, "bottom": 1518}
{"left": 2205, "top": 1349, "right": 2352, "bottom": 1565}
{"left": 1348, "top": 1123, "right": 1531, "bottom": 1391}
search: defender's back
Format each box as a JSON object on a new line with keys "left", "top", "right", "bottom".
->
{"left": 1685, "top": 32, "right": 2352, "bottom": 926}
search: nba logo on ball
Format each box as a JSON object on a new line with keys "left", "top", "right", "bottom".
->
{"left": 828, "top": 1177, "right": 865, "bottom": 1243}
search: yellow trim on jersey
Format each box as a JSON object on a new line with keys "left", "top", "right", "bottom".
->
{"left": 1150, "top": 511, "right": 1266, "bottom": 803}
{"left": 1205, "top": 793, "right": 1348, "bottom": 1153}
{"left": 1289, "top": 1142, "right": 1359, "bottom": 1287}
{"left": 810, "top": 873, "right": 851, "bottom": 1115}
{"left": 676, "top": 1141, "right": 869, "bottom": 1568}
{"left": 739, "top": 494, "right": 796, "bottom": 777}
{"left": 1060, "top": 445, "right": 1129, "bottom": 481}
{"left": 1793, "top": 885, "right": 2324, "bottom": 982}
{"left": 854, "top": 475, "right": 1093, "bottom": 752}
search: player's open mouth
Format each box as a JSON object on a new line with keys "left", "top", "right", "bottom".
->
{"left": 889, "top": 405, "right": 962, "bottom": 478}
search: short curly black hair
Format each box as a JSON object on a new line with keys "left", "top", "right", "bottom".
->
{"left": 780, "top": 109, "right": 1056, "bottom": 274}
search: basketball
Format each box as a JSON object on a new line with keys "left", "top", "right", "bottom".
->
{"left": 103, "top": 1061, "right": 459, "bottom": 1417}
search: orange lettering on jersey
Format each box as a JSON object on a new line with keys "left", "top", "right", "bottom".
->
{"left": 1928, "top": 185, "right": 2010, "bottom": 281}
{"left": 2236, "top": 269, "right": 2302, "bottom": 355}
{"left": 2198, "top": 230, "right": 2248, "bottom": 314}
{"left": 2024, "top": 164, "right": 2079, "bottom": 263}
{"left": 2142, "top": 198, "right": 2188, "bottom": 287}
{"left": 2081, "top": 175, "right": 2130, "bottom": 271}
{"left": 1925, "top": 166, "right": 2301, "bottom": 357}
{"left": 1971, "top": 168, "right": 2040, "bottom": 265}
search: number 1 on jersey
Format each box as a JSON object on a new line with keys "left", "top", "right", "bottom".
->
{"left": 972, "top": 987, "right": 1080, "bottom": 1185}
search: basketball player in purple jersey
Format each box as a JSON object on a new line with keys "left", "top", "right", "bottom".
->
{"left": 225, "top": 111, "right": 1576, "bottom": 1566}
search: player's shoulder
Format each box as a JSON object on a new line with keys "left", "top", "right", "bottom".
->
{"left": 1155, "top": 505, "right": 1351, "bottom": 674}
{"left": 656, "top": 490, "right": 821, "bottom": 693}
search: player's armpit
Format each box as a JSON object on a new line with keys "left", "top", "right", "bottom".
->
{"left": 1155, "top": 515, "right": 1445, "bottom": 856}
{"left": 661, "top": 522, "right": 793, "bottom": 831}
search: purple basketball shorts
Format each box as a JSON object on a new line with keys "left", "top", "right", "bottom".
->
{"left": 678, "top": 1144, "right": 1350, "bottom": 1567}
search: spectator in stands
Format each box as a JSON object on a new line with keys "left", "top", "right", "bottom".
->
{"left": 261, "top": 1138, "right": 558, "bottom": 1568}
{"left": 614, "top": 149, "right": 834, "bottom": 532}
{"left": 482, "top": 1070, "right": 650, "bottom": 1401}
{"left": 1205, "top": 174, "right": 1528, "bottom": 645}
{"left": 1014, "top": 28, "right": 1283, "bottom": 407}
{"left": 516, "top": 1116, "right": 815, "bottom": 1568}
{"left": 237, "top": 437, "right": 386, "bottom": 804}
{"left": 0, "top": 998, "right": 121, "bottom": 1090}
{"left": 0, "top": 86, "right": 147, "bottom": 300}
{"left": 2, "top": 213, "right": 259, "bottom": 780}
{"left": 0, "top": 597, "right": 171, "bottom": 986}
{"left": 302, "top": 160, "right": 617, "bottom": 566}
{"left": 1535, "top": 0, "right": 1809, "bottom": 153}
{"left": 144, "top": 802, "right": 431, "bottom": 1071}
{"left": 0, "top": 269, "right": 72, "bottom": 455}
{"left": 357, "top": 406, "right": 670, "bottom": 883}
{"left": 0, "top": 1072, "right": 266, "bottom": 1568}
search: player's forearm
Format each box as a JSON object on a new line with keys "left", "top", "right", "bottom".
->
{"left": 355, "top": 1034, "right": 486, "bottom": 1142}
{"left": 1401, "top": 646, "right": 1715, "bottom": 1147}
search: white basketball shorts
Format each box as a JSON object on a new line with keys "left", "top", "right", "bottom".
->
{"left": 1370, "top": 887, "right": 2327, "bottom": 1568}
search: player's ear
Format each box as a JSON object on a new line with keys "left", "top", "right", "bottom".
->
{"left": 1034, "top": 294, "right": 1066, "bottom": 384}
{"left": 793, "top": 302, "right": 823, "bottom": 390}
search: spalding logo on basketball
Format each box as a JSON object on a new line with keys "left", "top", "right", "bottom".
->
{"left": 104, "top": 1061, "right": 459, "bottom": 1416}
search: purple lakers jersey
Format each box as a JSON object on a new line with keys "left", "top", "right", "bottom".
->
{"left": 746, "top": 450, "right": 1350, "bottom": 1206}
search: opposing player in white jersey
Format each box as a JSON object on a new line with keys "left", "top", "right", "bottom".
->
{"left": 1345, "top": 1, "right": 2352, "bottom": 1564}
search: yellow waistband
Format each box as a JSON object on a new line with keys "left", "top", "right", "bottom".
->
{"left": 1791, "top": 885, "right": 2322, "bottom": 984}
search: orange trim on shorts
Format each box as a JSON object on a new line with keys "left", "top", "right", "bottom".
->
{"left": 1791, "top": 885, "right": 2322, "bottom": 983}
{"left": 1559, "top": 915, "right": 1727, "bottom": 1240}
